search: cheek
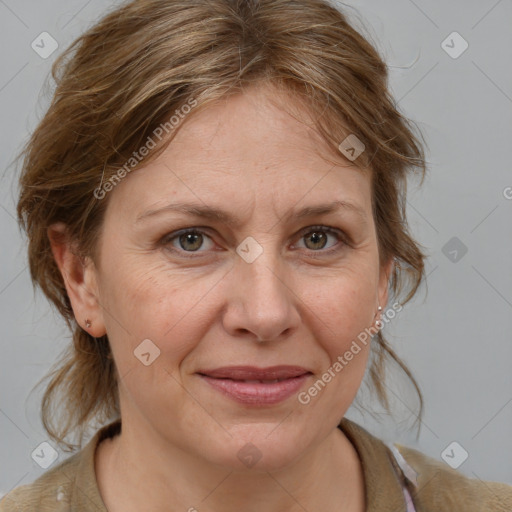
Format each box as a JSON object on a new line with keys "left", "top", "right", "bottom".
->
{"left": 306, "top": 271, "right": 377, "bottom": 348}
{"left": 98, "top": 255, "right": 217, "bottom": 366}
{"left": 298, "top": 279, "right": 376, "bottom": 410}
{"left": 96, "top": 260, "right": 204, "bottom": 410}
{"left": 295, "top": 288, "right": 374, "bottom": 423}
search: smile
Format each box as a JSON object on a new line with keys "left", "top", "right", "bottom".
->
{"left": 196, "top": 366, "right": 312, "bottom": 406}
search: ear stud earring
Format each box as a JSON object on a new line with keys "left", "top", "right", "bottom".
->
{"left": 85, "top": 319, "right": 92, "bottom": 328}
{"left": 375, "top": 306, "right": 383, "bottom": 329}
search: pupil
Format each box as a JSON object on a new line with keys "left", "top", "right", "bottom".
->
{"left": 181, "top": 233, "right": 202, "bottom": 251}
{"left": 308, "top": 231, "right": 326, "bottom": 249}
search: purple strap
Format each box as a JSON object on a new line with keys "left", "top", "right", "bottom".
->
{"left": 389, "top": 445, "right": 418, "bottom": 512}
{"left": 401, "top": 481, "right": 417, "bottom": 512}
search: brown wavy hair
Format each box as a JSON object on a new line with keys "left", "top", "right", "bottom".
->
{"left": 16, "top": 0, "right": 428, "bottom": 451}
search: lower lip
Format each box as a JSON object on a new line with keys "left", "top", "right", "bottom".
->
{"left": 199, "top": 374, "right": 311, "bottom": 406}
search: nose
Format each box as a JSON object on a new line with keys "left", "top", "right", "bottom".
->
{"left": 221, "top": 248, "right": 301, "bottom": 343}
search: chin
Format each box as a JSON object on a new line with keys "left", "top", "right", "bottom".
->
{"left": 204, "top": 424, "right": 311, "bottom": 473}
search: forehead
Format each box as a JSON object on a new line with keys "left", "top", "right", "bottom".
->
{"left": 106, "top": 84, "right": 373, "bottom": 225}
{"left": 169, "top": 84, "right": 360, "bottom": 168}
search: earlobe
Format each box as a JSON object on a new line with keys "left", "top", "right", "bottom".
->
{"left": 47, "top": 222, "right": 106, "bottom": 337}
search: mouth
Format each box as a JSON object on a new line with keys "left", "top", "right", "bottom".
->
{"left": 196, "top": 366, "right": 312, "bottom": 405}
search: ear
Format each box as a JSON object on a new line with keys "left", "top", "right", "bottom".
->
{"left": 377, "top": 256, "right": 395, "bottom": 311}
{"left": 47, "top": 222, "right": 106, "bottom": 338}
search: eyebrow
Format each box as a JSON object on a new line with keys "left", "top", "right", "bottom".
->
{"left": 135, "top": 200, "right": 368, "bottom": 227}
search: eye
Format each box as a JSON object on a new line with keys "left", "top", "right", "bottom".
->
{"left": 162, "top": 228, "right": 216, "bottom": 254}
{"left": 160, "top": 225, "right": 348, "bottom": 258}
{"left": 294, "top": 225, "right": 347, "bottom": 255}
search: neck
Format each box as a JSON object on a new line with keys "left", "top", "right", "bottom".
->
{"left": 95, "top": 417, "right": 365, "bottom": 512}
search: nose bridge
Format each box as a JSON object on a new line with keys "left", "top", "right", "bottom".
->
{"left": 245, "top": 248, "right": 284, "bottom": 300}
{"left": 240, "top": 239, "right": 288, "bottom": 308}
{"left": 226, "top": 235, "right": 298, "bottom": 341}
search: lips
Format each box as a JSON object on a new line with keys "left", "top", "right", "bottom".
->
{"left": 196, "top": 366, "right": 312, "bottom": 405}
{"left": 197, "top": 365, "right": 311, "bottom": 381}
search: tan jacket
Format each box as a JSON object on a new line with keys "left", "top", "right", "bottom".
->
{"left": 1, "top": 418, "right": 511, "bottom": 511}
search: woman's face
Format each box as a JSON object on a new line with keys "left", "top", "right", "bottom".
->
{"left": 87, "top": 85, "right": 392, "bottom": 470}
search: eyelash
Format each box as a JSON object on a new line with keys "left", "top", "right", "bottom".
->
{"left": 159, "top": 225, "right": 349, "bottom": 259}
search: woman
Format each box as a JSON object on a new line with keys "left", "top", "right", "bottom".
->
{"left": 2, "top": 0, "right": 511, "bottom": 511}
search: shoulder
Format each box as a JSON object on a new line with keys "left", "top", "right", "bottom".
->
{"left": 0, "top": 420, "right": 119, "bottom": 512}
{"left": 0, "top": 451, "right": 81, "bottom": 512}
{"left": 339, "top": 417, "right": 512, "bottom": 512}
{"left": 394, "top": 443, "right": 512, "bottom": 511}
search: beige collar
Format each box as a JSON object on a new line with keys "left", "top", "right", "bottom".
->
{"left": 339, "top": 417, "right": 409, "bottom": 512}
{"left": 69, "top": 418, "right": 407, "bottom": 511}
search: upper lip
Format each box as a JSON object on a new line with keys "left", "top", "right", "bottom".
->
{"left": 197, "top": 365, "right": 311, "bottom": 380}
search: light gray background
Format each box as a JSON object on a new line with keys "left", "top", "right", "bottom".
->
{"left": 1, "top": 0, "right": 511, "bottom": 498}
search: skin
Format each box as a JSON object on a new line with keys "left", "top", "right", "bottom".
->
{"left": 49, "top": 83, "right": 394, "bottom": 512}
